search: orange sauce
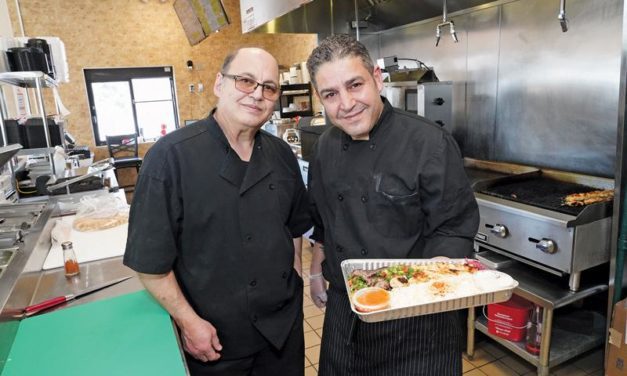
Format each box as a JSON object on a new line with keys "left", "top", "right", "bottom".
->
{"left": 356, "top": 289, "right": 389, "bottom": 306}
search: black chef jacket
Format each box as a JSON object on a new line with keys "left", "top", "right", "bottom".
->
{"left": 309, "top": 98, "right": 479, "bottom": 290}
{"left": 123, "top": 112, "right": 312, "bottom": 359}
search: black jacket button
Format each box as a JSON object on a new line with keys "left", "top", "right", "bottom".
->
{"left": 369, "top": 144, "right": 376, "bottom": 150}
{"left": 361, "top": 195, "right": 368, "bottom": 203}
{"left": 336, "top": 245, "right": 343, "bottom": 252}
{"left": 342, "top": 144, "right": 349, "bottom": 151}
{"left": 250, "top": 280, "right": 257, "bottom": 287}
{"left": 338, "top": 194, "right": 344, "bottom": 201}
{"left": 282, "top": 271, "right": 288, "bottom": 279}
{"left": 269, "top": 183, "right": 275, "bottom": 190}
{"left": 246, "top": 234, "right": 253, "bottom": 241}
{"left": 361, "top": 248, "right": 368, "bottom": 255}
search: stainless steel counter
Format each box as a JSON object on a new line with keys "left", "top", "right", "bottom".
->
{"left": 0, "top": 188, "right": 189, "bottom": 375}
{"left": 0, "top": 202, "right": 53, "bottom": 316}
{"left": 6, "top": 257, "right": 141, "bottom": 316}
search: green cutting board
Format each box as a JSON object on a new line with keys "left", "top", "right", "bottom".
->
{"left": 2, "top": 290, "right": 186, "bottom": 376}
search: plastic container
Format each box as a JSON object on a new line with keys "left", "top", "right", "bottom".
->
{"left": 487, "top": 295, "right": 532, "bottom": 342}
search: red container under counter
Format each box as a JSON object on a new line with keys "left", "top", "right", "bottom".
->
{"left": 487, "top": 295, "right": 533, "bottom": 342}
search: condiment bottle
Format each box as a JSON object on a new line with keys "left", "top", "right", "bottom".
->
{"left": 62, "top": 241, "right": 80, "bottom": 277}
{"left": 525, "top": 305, "right": 542, "bottom": 355}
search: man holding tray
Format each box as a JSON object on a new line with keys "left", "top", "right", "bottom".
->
{"left": 306, "top": 34, "right": 479, "bottom": 375}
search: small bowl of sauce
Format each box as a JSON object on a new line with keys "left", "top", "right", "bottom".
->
{"left": 352, "top": 287, "right": 391, "bottom": 312}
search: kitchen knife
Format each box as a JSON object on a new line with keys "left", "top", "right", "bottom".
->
{"left": 23, "top": 275, "right": 133, "bottom": 316}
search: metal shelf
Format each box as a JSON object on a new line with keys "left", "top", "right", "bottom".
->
{"left": 0, "top": 144, "right": 23, "bottom": 168}
{"left": 475, "top": 312, "right": 605, "bottom": 369}
{"left": 0, "top": 72, "right": 58, "bottom": 88}
{"left": 497, "top": 263, "right": 608, "bottom": 309}
{"left": 282, "top": 89, "right": 310, "bottom": 95}
{"left": 280, "top": 83, "right": 313, "bottom": 119}
{"left": 16, "top": 147, "right": 56, "bottom": 157}
{"left": 0, "top": 71, "right": 62, "bottom": 181}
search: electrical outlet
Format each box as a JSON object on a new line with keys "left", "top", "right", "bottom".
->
{"left": 197, "top": 83, "right": 204, "bottom": 93}
{"left": 189, "top": 84, "right": 195, "bottom": 93}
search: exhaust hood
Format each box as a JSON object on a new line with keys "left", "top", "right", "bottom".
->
{"left": 249, "top": 0, "right": 492, "bottom": 38}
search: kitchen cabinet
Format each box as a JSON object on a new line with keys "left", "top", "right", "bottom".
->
{"left": 466, "top": 261, "right": 607, "bottom": 376}
{"left": 279, "top": 83, "right": 313, "bottom": 118}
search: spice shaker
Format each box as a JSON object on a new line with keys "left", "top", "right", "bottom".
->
{"left": 62, "top": 241, "right": 80, "bottom": 277}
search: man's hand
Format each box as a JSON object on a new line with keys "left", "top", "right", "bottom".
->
{"left": 180, "top": 317, "right": 223, "bottom": 362}
{"left": 309, "top": 242, "right": 327, "bottom": 308}
{"left": 309, "top": 273, "right": 327, "bottom": 308}
{"left": 137, "top": 272, "right": 224, "bottom": 362}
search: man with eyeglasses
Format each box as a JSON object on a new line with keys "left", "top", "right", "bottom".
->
{"left": 124, "top": 47, "right": 311, "bottom": 376}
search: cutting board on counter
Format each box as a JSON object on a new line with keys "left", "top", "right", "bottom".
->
{"left": 43, "top": 215, "right": 128, "bottom": 270}
{"left": 1, "top": 290, "right": 186, "bottom": 376}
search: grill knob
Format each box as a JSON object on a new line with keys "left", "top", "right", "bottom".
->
{"left": 536, "top": 239, "right": 557, "bottom": 254}
{"left": 490, "top": 224, "right": 508, "bottom": 238}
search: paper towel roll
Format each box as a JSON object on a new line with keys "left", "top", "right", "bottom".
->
{"left": 300, "top": 62, "right": 310, "bottom": 83}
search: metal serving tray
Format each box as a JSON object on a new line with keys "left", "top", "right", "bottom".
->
{"left": 341, "top": 259, "right": 519, "bottom": 323}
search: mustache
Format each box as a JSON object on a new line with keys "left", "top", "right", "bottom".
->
{"left": 339, "top": 104, "right": 367, "bottom": 118}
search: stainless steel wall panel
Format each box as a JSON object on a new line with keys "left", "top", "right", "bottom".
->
{"left": 358, "top": 33, "right": 381, "bottom": 59}
{"left": 371, "top": 0, "right": 622, "bottom": 177}
{"left": 378, "top": 18, "right": 470, "bottom": 147}
{"left": 461, "top": 6, "right": 500, "bottom": 161}
{"left": 495, "top": 0, "right": 621, "bottom": 177}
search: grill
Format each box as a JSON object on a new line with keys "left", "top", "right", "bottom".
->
{"left": 466, "top": 160, "right": 614, "bottom": 291}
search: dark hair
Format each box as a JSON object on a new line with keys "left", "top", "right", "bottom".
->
{"left": 306, "top": 34, "right": 374, "bottom": 88}
{"left": 221, "top": 49, "right": 241, "bottom": 73}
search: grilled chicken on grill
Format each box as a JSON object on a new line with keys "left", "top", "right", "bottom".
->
{"left": 563, "top": 189, "right": 614, "bottom": 207}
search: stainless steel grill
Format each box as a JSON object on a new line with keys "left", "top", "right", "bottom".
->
{"left": 466, "top": 159, "right": 614, "bottom": 291}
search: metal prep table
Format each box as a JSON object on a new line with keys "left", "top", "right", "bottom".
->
{"left": 0, "top": 189, "right": 189, "bottom": 375}
{"left": 466, "top": 261, "right": 607, "bottom": 376}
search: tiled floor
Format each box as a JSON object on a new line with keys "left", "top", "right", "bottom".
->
{"left": 300, "top": 243, "right": 605, "bottom": 376}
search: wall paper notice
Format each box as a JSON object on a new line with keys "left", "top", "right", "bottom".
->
{"left": 240, "top": 0, "right": 312, "bottom": 33}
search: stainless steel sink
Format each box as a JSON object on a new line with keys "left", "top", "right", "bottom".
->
{"left": 0, "top": 249, "right": 15, "bottom": 279}
{"left": 0, "top": 249, "right": 14, "bottom": 267}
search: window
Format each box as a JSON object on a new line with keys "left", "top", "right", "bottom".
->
{"left": 84, "top": 67, "right": 180, "bottom": 146}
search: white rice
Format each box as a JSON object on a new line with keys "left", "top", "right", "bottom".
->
{"left": 387, "top": 270, "right": 515, "bottom": 309}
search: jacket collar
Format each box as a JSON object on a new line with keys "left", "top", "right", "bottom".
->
{"left": 206, "top": 109, "right": 272, "bottom": 194}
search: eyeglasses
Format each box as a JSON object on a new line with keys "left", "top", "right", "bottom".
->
{"left": 222, "top": 73, "right": 280, "bottom": 100}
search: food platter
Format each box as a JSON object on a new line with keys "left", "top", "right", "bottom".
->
{"left": 341, "top": 259, "right": 518, "bottom": 323}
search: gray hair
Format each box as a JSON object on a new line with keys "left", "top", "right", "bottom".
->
{"left": 221, "top": 49, "right": 241, "bottom": 73}
{"left": 306, "top": 34, "right": 374, "bottom": 88}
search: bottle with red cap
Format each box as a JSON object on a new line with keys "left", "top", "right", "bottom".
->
{"left": 525, "top": 305, "right": 542, "bottom": 355}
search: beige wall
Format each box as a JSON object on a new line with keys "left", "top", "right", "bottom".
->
{"left": 0, "top": 0, "right": 13, "bottom": 36}
{"left": 6, "top": 0, "right": 317, "bottom": 159}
